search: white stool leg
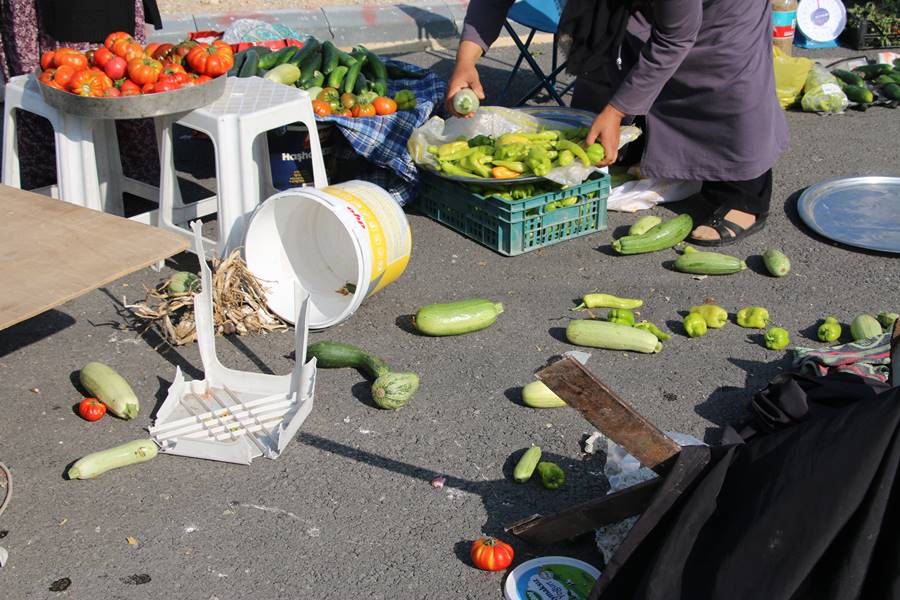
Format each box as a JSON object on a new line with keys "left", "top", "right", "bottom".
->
{"left": 94, "top": 119, "right": 124, "bottom": 215}
{"left": 215, "top": 117, "right": 247, "bottom": 256}
{"left": 155, "top": 115, "right": 180, "bottom": 230}
{"left": 1, "top": 102, "right": 22, "bottom": 188}
{"left": 55, "top": 113, "right": 91, "bottom": 208}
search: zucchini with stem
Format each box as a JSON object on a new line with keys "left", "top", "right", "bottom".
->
{"left": 68, "top": 439, "right": 158, "bottom": 479}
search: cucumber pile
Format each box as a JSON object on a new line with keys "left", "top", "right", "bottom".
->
{"left": 831, "top": 59, "right": 900, "bottom": 105}
{"left": 227, "top": 38, "right": 424, "bottom": 93}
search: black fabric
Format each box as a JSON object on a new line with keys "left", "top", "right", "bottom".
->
{"left": 593, "top": 377, "right": 900, "bottom": 600}
{"left": 700, "top": 168, "right": 773, "bottom": 215}
{"left": 37, "top": 0, "right": 162, "bottom": 43}
{"left": 557, "top": 0, "right": 632, "bottom": 77}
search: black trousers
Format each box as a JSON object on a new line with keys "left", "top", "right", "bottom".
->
{"left": 700, "top": 169, "right": 772, "bottom": 216}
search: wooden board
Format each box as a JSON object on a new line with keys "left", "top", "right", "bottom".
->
{"left": 0, "top": 185, "right": 189, "bottom": 330}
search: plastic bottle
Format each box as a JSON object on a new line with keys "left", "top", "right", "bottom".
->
{"left": 772, "top": 0, "right": 799, "bottom": 54}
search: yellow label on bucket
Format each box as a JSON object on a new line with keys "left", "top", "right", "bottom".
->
{"left": 325, "top": 184, "right": 411, "bottom": 296}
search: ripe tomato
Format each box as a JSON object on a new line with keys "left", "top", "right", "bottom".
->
{"left": 351, "top": 103, "right": 376, "bottom": 118}
{"left": 127, "top": 57, "right": 163, "bottom": 85}
{"left": 53, "top": 49, "right": 88, "bottom": 71}
{"left": 195, "top": 74, "right": 213, "bottom": 84}
{"left": 142, "top": 82, "right": 156, "bottom": 94}
{"left": 113, "top": 39, "right": 144, "bottom": 61}
{"left": 312, "top": 100, "right": 332, "bottom": 117}
{"left": 119, "top": 79, "right": 142, "bottom": 95}
{"left": 104, "top": 56, "right": 127, "bottom": 80}
{"left": 154, "top": 78, "right": 182, "bottom": 93}
{"left": 78, "top": 398, "right": 106, "bottom": 422}
{"left": 335, "top": 109, "right": 353, "bottom": 118}
{"left": 470, "top": 537, "right": 514, "bottom": 571}
{"left": 101, "top": 86, "right": 122, "bottom": 97}
{"left": 373, "top": 96, "right": 398, "bottom": 116}
{"left": 40, "top": 50, "right": 56, "bottom": 71}
{"left": 144, "top": 42, "right": 162, "bottom": 58}
{"left": 68, "top": 70, "right": 106, "bottom": 97}
{"left": 150, "top": 43, "right": 175, "bottom": 61}
{"left": 186, "top": 43, "right": 233, "bottom": 77}
{"left": 92, "top": 47, "right": 114, "bottom": 69}
{"left": 104, "top": 31, "right": 133, "bottom": 51}
{"left": 39, "top": 63, "right": 77, "bottom": 88}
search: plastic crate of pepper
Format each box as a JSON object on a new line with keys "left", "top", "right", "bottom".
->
{"left": 416, "top": 170, "right": 609, "bottom": 256}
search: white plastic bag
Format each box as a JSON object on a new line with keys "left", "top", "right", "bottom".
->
{"left": 221, "top": 19, "right": 300, "bottom": 43}
{"left": 607, "top": 178, "right": 702, "bottom": 212}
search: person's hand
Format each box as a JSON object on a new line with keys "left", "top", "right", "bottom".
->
{"left": 586, "top": 104, "right": 626, "bottom": 167}
{"left": 446, "top": 62, "right": 485, "bottom": 118}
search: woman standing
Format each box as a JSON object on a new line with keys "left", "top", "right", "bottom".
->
{"left": 1, "top": 0, "right": 162, "bottom": 189}
{"left": 449, "top": 0, "right": 789, "bottom": 246}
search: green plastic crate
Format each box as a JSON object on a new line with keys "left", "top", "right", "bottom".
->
{"left": 415, "top": 171, "right": 609, "bottom": 256}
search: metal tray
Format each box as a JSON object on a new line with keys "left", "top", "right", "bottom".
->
{"left": 797, "top": 175, "right": 900, "bottom": 254}
{"left": 424, "top": 107, "right": 597, "bottom": 187}
{"left": 36, "top": 72, "right": 227, "bottom": 119}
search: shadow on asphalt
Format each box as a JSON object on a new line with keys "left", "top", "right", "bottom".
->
{"left": 0, "top": 310, "right": 75, "bottom": 358}
{"left": 395, "top": 4, "right": 458, "bottom": 51}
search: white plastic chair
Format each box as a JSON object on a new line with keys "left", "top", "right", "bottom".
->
{"left": 154, "top": 77, "right": 328, "bottom": 257}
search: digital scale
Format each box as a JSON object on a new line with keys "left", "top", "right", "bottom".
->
{"left": 794, "top": 0, "right": 847, "bottom": 49}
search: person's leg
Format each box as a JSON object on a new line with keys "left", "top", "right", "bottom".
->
{"left": 690, "top": 169, "right": 772, "bottom": 245}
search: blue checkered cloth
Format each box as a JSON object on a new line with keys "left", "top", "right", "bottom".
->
{"left": 317, "top": 59, "right": 445, "bottom": 206}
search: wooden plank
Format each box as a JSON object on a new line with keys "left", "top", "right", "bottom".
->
{"left": 505, "top": 478, "right": 663, "bottom": 544}
{"left": 537, "top": 356, "right": 681, "bottom": 470}
{"left": 0, "top": 185, "right": 189, "bottom": 330}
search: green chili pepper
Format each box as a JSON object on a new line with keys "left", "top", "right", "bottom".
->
{"left": 521, "top": 131, "right": 559, "bottom": 141}
{"left": 556, "top": 140, "right": 590, "bottom": 166}
{"left": 440, "top": 146, "right": 479, "bottom": 162}
{"left": 526, "top": 147, "right": 553, "bottom": 177}
{"left": 607, "top": 308, "right": 636, "bottom": 326}
{"left": 634, "top": 320, "right": 671, "bottom": 341}
{"left": 536, "top": 462, "right": 566, "bottom": 490}
{"left": 817, "top": 316, "right": 842, "bottom": 342}
{"left": 556, "top": 149, "right": 575, "bottom": 167}
{"left": 573, "top": 293, "right": 642, "bottom": 311}
{"left": 439, "top": 161, "right": 483, "bottom": 178}
{"left": 689, "top": 304, "right": 728, "bottom": 329}
{"left": 765, "top": 327, "right": 790, "bottom": 350}
{"left": 492, "top": 160, "right": 525, "bottom": 173}
{"left": 684, "top": 313, "right": 708, "bottom": 338}
{"left": 585, "top": 143, "right": 606, "bottom": 164}
{"left": 736, "top": 306, "right": 770, "bottom": 329}
{"left": 434, "top": 141, "right": 469, "bottom": 158}
{"left": 494, "top": 143, "right": 529, "bottom": 162}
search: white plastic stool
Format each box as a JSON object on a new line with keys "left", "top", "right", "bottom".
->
{"left": 155, "top": 77, "right": 327, "bottom": 257}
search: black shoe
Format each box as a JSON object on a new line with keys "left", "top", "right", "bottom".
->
{"left": 689, "top": 206, "right": 768, "bottom": 247}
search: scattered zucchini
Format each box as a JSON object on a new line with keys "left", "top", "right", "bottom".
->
{"left": 167, "top": 271, "right": 199, "bottom": 294}
{"left": 850, "top": 314, "right": 882, "bottom": 341}
{"left": 80, "top": 362, "right": 139, "bottom": 419}
{"left": 264, "top": 63, "right": 301, "bottom": 86}
{"left": 882, "top": 83, "right": 900, "bottom": 102}
{"left": 628, "top": 215, "right": 662, "bottom": 236}
{"left": 566, "top": 320, "right": 662, "bottom": 353}
{"left": 612, "top": 214, "right": 693, "bottom": 255}
{"left": 513, "top": 446, "right": 542, "bottom": 482}
{"left": 68, "top": 439, "right": 158, "bottom": 479}
{"left": 521, "top": 381, "right": 567, "bottom": 408}
{"left": 831, "top": 68, "right": 865, "bottom": 87}
{"left": 843, "top": 84, "right": 874, "bottom": 104}
{"left": 674, "top": 246, "right": 747, "bottom": 275}
{"left": 414, "top": 299, "right": 504, "bottom": 336}
{"left": 320, "top": 40, "right": 340, "bottom": 75}
{"left": 763, "top": 248, "right": 791, "bottom": 277}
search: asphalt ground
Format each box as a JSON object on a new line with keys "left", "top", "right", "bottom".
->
{"left": 1, "top": 43, "right": 899, "bottom": 599}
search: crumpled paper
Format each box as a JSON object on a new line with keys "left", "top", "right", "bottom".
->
{"left": 408, "top": 106, "right": 641, "bottom": 187}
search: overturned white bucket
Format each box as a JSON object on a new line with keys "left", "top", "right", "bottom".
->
{"left": 244, "top": 181, "right": 412, "bottom": 330}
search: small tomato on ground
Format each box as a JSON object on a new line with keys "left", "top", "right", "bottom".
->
{"left": 78, "top": 398, "right": 107, "bottom": 421}
{"left": 470, "top": 537, "right": 514, "bottom": 571}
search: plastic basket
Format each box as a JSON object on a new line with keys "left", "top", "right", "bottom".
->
{"left": 416, "top": 171, "right": 609, "bottom": 256}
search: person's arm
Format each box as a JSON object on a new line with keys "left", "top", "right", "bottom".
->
{"left": 447, "top": 0, "right": 515, "bottom": 116}
{"left": 587, "top": 0, "right": 703, "bottom": 165}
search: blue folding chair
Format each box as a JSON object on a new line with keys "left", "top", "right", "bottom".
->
{"left": 500, "top": 0, "right": 574, "bottom": 107}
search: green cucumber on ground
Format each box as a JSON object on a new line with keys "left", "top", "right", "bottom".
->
{"left": 832, "top": 69, "right": 865, "bottom": 87}
{"left": 853, "top": 63, "right": 894, "bottom": 79}
{"left": 612, "top": 213, "right": 693, "bottom": 255}
{"left": 882, "top": 83, "right": 900, "bottom": 102}
{"left": 674, "top": 246, "right": 746, "bottom": 275}
{"left": 414, "top": 299, "right": 503, "bottom": 336}
{"left": 843, "top": 84, "right": 875, "bottom": 104}
{"left": 566, "top": 320, "right": 662, "bottom": 353}
{"left": 763, "top": 248, "right": 791, "bottom": 277}
{"left": 514, "top": 446, "right": 542, "bottom": 482}
{"left": 238, "top": 49, "right": 261, "bottom": 78}
{"left": 320, "top": 40, "right": 339, "bottom": 75}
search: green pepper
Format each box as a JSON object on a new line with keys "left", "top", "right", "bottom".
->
{"left": 689, "top": 304, "right": 728, "bottom": 329}
{"left": 439, "top": 161, "right": 483, "bottom": 178}
{"left": 877, "top": 312, "right": 899, "bottom": 330}
{"left": 521, "top": 131, "right": 559, "bottom": 141}
{"left": 536, "top": 461, "right": 565, "bottom": 490}
{"left": 634, "top": 320, "right": 671, "bottom": 341}
{"left": 440, "top": 146, "right": 479, "bottom": 162}
{"left": 607, "top": 308, "right": 635, "bottom": 326}
{"left": 492, "top": 160, "right": 525, "bottom": 173}
{"left": 684, "top": 313, "right": 708, "bottom": 338}
{"left": 468, "top": 134, "right": 494, "bottom": 148}
{"left": 573, "top": 293, "right": 642, "bottom": 311}
{"left": 764, "top": 327, "right": 790, "bottom": 350}
{"left": 494, "top": 143, "right": 529, "bottom": 162}
{"left": 736, "top": 306, "right": 770, "bottom": 329}
{"left": 462, "top": 151, "right": 492, "bottom": 178}
{"left": 526, "top": 147, "right": 553, "bottom": 177}
{"left": 585, "top": 143, "right": 605, "bottom": 164}
{"left": 435, "top": 141, "right": 469, "bottom": 158}
{"left": 817, "top": 316, "right": 842, "bottom": 342}
{"left": 393, "top": 89, "right": 417, "bottom": 110}
{"left": 556, "top": 149, "right": 575, "bottom": 167}
{"left": 556, "top": 140, "right": 590, "bottom": 167}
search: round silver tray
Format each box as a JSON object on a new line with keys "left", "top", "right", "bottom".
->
{"left": 424, "top": 106, "right": 597, "bottom": 186}
{"left": 35, "top": 72, "right": 227, "bottom": 119}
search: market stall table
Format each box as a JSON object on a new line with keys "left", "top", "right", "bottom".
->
{"left": 0, "top": 184, "right": 189, "bottom": 330}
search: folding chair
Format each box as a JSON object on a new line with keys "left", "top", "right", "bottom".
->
{"left": 500, "top": 0, "right": 574, "bottom": 107}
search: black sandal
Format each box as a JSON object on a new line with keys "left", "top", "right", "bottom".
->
{"left": 690, "top": 206, "right": 768, "bottom": 247}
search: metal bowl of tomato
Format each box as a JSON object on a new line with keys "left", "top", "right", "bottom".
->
{"left": 34, "top": 69, "right": 227, "bottom": 120}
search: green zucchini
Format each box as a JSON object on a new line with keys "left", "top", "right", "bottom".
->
{"left": 763, "top": 248, "right": 791, "bottom": 277}
{"left": 882, "top": 83, "right": 900, "bottom": 102}
{"left": 326, "top": 65, "right": 349, "bottom": 89}
{"left": 343, "top": 54, "right": 368, "bottom": 94}
{"left": 358, "top": 47, "right": 388, "bottom": 82}
{"left": 80, "top": 362, "right": 139, "bottom": 419}
{"left": 309, "top": 70, "right": 325, "bottom": 89}
{"left": 239, "top": 49, "right": 261, "bottom": 78}
{"left": 832, "top": 69, "right": 865, "bottom": 87}
{"left": 385, "top": 62, "right": 426, "bottom": 80}
{"left": 371, "top": 372, "right": 420, "bottom": 410}
{"left": 306, "top": 340, "right": 390, "bottom": 377}
{"left": 353, "top": 72, "right": 369, "bottom": 96}
{"left": 259, "top": 46, "right": 298, "bottom": 70}
{"left": 228, "top": 50, "right": 248, "bottom": 77}
{"left": 287, "top": 38, "right": 320, "bottom": 67}
{"left": 566, "top": 320, "right": 662, "bottom": 353}
{"left": 68, "top": 439, "right": 158, "bottom": 480}
{"left": 299, "top": 50, "right": 323, "bottom": 78}
{"left": 320, "top": 41, "right": 339, "bottom": 75}
{"left": 414, "top": 299, "right": 504, "bottom": 336}
{"left": 336, "top": 47, "right": 357, "bottom": 68}
{"left": 674, "top": 246, "right": 746, "bottom": 275}
{"left": 513, "top": 446, "right": 542, "bottom": 483}
{"left": 843, "top": 84, "right": 874, "bottom": 104}
{"left": 853, "top": 63, "right": 894, "bottom": 79}
{"left": 628, "top": 215, "right": 662, "bottom": 236}
{"left": 521, "top": 381, "right": 567, "bottom": 408}
{"left": 850, "top": 314, "right": 882, "bottom": 341}
{"left": 264, "top": 63, "right": 301, "bottom": 86}
{"left": 612, "top": 213, "right": 693, "bottom": 255}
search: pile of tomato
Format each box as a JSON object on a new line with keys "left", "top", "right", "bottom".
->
{"left": 38, "top": 32, "right": 234, "bottom": 97}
